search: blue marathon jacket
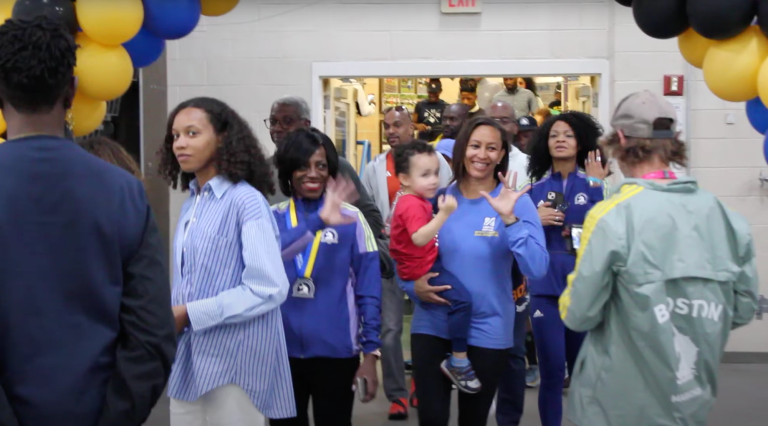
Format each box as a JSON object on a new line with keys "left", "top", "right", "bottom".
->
{"left": 528, "top": 169, "right": 606, "bottom": 297}
{"left": 272, "top": 197, "right": 382, "bottom": 359}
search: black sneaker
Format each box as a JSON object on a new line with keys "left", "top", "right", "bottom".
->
{"left": 439, "top": 358, "right": 482, "bottom": 394}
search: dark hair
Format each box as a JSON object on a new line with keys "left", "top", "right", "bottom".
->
{"left": 521, "top": 77, "right": 539, "bottom": 97}
{"left": 451, "top": 117, "right": 509, "bottom": 185}
{"left": 394, "top": 141, "right": 436, "bottom": 176}
{"left": 527, "top": 111, "right": 604, "bottom": 182}
{"left": 602, "top": 120, "right": 687, "bottom": 168}
{"left": 157, "top": 97, "right": 275, "bottom": 195}
{"left": 275, "top": 127, "right": 339, "bottom": 197}
{"left": 79, "top": 136, "right": 142, "bottom": 179}
{"left": 0, "top": 17, "right": 76, "bottom": 113}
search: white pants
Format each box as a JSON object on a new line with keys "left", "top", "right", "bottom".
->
{"left": 170, "top": 384, "right": 267, "bottom": 426}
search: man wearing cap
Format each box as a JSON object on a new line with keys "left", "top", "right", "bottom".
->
{"left": 493, "top": 77, "right": 538, "bottom": 119}
{"left": 361, "top": 106, "right": 452, "bottom": 421}
{"left": 413, "top": 79, "right": 448, "bottom": 142}
{"left": 516, "top": 115, "right": 538, "bottom": 154}
{"left": 432, "top": 103, "right": 470, "bottom": 145}
{"left": 560, "top": 90, "right": 758, "bottom": 426}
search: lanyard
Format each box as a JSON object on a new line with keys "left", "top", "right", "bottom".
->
{"left": 642, "top": 170, "right": 677, "bottom": 180}
{"left": 285, "top": 198, "right": 322, "bottom": 279}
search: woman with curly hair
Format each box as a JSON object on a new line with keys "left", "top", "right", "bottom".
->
{"left": 158, "top": 97, "right": 295, "bottom": 425}
{"left": 524, "top": 111, "right": 609, "bottom": 426}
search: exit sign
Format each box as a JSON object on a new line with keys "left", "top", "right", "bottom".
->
{"left": 441, "top": 0, "right": 482, "bottom": 14}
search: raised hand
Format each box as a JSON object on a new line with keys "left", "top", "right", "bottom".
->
{"left": 480, "top": 171, "right": 531, "bottom": 225}
{"left": 319, "top": 176, "right": 359, "bottom": 226}
{"left": 585, "top": 150, "right": 609, "bottom": 182}
{"left": 437, "top": 194, "right": 458, "bottom": 215}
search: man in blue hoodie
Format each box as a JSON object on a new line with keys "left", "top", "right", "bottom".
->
{"left": 0, "top": 17, "right": 176, "bottom": 426}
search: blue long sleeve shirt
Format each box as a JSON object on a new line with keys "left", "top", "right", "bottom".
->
{"left": 272, "top": 197, "right": 382, "bottom": 358}
{"left": 528, "top": 169, "right": 605, "bottom": 297}
{"left": 399, "top": 183, "right": 548, "bottom": 349}
{"left": 168, "top": 176, "right": 295, "bottom": 419}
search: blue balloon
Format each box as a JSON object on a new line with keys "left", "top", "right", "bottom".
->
{"left": 143, "top": 0, "right": 201, "bottom": 41}
{"left": 123, "top": 27, "right": 166, "bottom": 68}
{"left": 746, "top": 97, "right": 768, "bottom": 135}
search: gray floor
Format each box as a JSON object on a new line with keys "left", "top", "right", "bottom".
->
{"left": 145, "top": 363, "right": 766, "bottom": 426}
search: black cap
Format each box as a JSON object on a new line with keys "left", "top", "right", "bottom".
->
{"left": 517, "top": 116, "right": 538, "bottom": 131}
{"left": 427, "top": 79, "right": 442, "bottom": 93}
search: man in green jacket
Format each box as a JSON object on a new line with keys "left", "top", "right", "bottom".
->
{"left": 559, "top": 90, "right": 759, "bottom": 426}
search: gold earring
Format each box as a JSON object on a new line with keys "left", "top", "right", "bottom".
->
{"left": 65, "top": 109, "right": 74, "bottom": 132}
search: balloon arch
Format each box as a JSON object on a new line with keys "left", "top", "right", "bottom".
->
{"left": 617, "top": 0, "right": 768, "bottom": 164}
{"left": 0, "top": 0, "right": 240, "bottom": 138}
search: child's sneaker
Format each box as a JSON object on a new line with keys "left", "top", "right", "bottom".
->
{"left": 439, "top": 358, "right": 481, "bottom": 394}
{"left": 526, "top": 365, "right": 540, "bottom": 388}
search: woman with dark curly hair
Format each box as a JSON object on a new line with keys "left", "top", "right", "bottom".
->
{"left": 158, "top": 97, "right": 295, "bottom": 425}
{"left": 524, "top": 111, "right": 609, "bottom": 426}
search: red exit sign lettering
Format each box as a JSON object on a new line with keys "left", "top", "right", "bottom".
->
{"left": 441, "top": 0, "right": 482, "bottom": 14}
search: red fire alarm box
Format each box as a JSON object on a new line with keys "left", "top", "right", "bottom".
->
{"left": 664, "top": 75, "right": 684, "bottom": 96}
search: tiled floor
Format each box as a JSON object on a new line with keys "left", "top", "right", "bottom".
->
{"left": 145, "top": 363, "right": 767, "bottom": 426}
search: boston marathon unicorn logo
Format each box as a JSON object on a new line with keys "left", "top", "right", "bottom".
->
{"left": 671, "top": 325, "right": 699, "bottom": 385}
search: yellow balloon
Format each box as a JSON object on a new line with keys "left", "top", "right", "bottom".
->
{"left": 71, "top": 91, "right": 107, "bottom": 137}
{"left": 201, "top": 0, "right": 240, "bottom": 17}
{"left": 703, "top": 26, "right": 768, "bottom": 102}
{"left": 74, "top": 33, "right": 134, "bottom": 102}
{"left": 76, "top": 0, "right": 143, "bottom": 46}
{"left": 0, "top": 111, "right": 6, "bottom": 134}
{"left": 0, "top": 0, "right": 13, "bottom": 24}
{"left": 0, "top": 138, "right": 5, "bottom": 144}
{"left": 678, "top": 28, "right": 716, "bottom": 69}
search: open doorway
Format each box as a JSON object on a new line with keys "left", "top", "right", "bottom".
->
{"left": 312, "top": 60, "right": 611, "bottom": 173}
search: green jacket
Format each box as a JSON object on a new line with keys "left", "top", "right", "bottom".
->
{"left": 559, "top": 178, "right": 759, "bottom": 426}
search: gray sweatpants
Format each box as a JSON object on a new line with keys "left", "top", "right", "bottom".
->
{"left": 380, "top": 275, "right": 408, "bottom": 402}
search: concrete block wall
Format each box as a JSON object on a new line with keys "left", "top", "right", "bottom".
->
{"left": 166, "top": 0, "right": 767, "bottom": 352}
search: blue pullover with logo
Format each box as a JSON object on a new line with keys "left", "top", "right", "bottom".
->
{"left": 527, "top": 169, "right": 605, "bottom": 297}
{"left": 272, "top": 197, "right": 381, "bottom": 358}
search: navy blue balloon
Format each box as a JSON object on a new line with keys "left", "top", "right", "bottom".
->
{"left": 143, "top": 0, "right": 201, "bottom": 41}
{"left": 746, "top": 97, "right": 768, "bottom": 135}
{"left": 123, "top": 27, "right": 166, "bottom": 68}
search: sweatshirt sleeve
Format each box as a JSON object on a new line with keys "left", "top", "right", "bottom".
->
{"left": 505, "top": 193, "right": 549, "bottom": 280}
{"left": 560, "top": 204, "right": 624, "bottom": 332}
{"left": 349, "top": 209, "right": 383, "bottom": 354}
{"left": 339, "top": 158, "right": 386, "bottom": 239}
{"left": 272, "top": 205, "right": 326, "bottom": 261}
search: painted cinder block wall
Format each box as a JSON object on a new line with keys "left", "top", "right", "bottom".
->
{"left": 166, "top": 0, "right": 768, "bottom": 353}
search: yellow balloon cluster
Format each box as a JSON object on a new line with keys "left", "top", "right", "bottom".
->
{"left": 680, "top": 26, "right": 768, "bottom": 104}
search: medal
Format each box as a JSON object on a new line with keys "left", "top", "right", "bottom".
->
{"left": 292, "top": 277, "right": 316, "bottom": 299}
{"left": 285, "top": 198, "right": 322, "bottom": 299}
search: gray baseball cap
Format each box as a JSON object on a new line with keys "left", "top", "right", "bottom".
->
{"left": 611, "top": 90, "right": 677, "bottom": 139}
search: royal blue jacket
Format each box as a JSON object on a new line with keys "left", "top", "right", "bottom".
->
{"left": 528, "top": 169, "right": 605, "bottom": 297}
{"left": 272, "top": 197, "right": 381, "bottom": 359}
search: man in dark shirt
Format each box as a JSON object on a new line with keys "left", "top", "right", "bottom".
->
{"left": 413, "top": 79, "right": 448, "bottom": 141}
{"left": 0, "top": 17, "right": 176, "bottom": 426}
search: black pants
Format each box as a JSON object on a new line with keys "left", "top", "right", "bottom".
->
{"left": 412, "top": 334, "right": 508, "bottom": 426}
{"left": 270, "top": 357, "right": 359, "bottom": 426}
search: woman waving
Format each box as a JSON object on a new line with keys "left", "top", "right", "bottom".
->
{"left": 525, "top": 111, "right": 609, "bottom": 426}
{"left": 270, "top": 129, "right": 382, "bottom": 426}
{"left": 400, "top": 117, "right": 548, "bottom": 426}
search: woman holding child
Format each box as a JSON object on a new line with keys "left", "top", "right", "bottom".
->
{"left": 397, "top": 117, "right": 549, "bottom": 426}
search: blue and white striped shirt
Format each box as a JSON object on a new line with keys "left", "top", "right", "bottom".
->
{"left": 168, "top": 176, "right": 296, "bottom": 419}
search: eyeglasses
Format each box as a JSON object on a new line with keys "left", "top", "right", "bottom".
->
{"left": 264, "top": 117, "right": 299, "bottom": 130}
{"left": 491, "top": 117, "right": 515, "bottom": 125}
